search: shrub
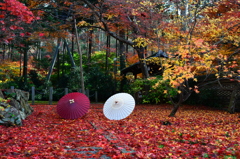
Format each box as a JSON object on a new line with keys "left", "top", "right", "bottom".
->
{"left": 127, "top": 76, "right": 178, "bottom": 104}
{"left": 85, "top": 67, "right": 115, "bottom": 101}
{"left": 0, "top": 60, "right": 20, "bottom": 88}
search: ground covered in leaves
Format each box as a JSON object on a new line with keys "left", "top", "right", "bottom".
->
{"left": 0, "top": 104, "right": 240, "bottom": 159}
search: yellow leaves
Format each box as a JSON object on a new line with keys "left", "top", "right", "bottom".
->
{"left": 162, "top": 60, "right": 196, "bottom": 88}
{"left": 0, "top": 60, "right": 20, "bottom": 83}
{"left": 224, "top": 34, "right": 240, "bottom": 47}
{"left": 107, "top": 14, "right": 114, "bottom": 20}
{"left": 140, "top": 1, "right": 154, "bottom": 6}
{"left": 0, "top": 106, "right": 4, "bottom": 111}
{"left": 218, "top": 49, "right": 232, "bottom": 56}
{"left": 132, "top": 9, "right": 138, "bottom": 16}
{"left": 174, "top": 60, "right": 185, "bottom": 67}
{"left": 77, "top": 21, "right": 91, "bottom": 27}
{"left": 126, "top": 74, "right": 135, "bottom": 81}
{"left": 198, "top": 21, "right": 224, "bottom": 41}
{"left": 133, "top": 37, "right": 151, "bottom": 48}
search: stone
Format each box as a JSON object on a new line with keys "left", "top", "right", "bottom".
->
{"left": 0, "top": 89, "right": 33, "bottom": 127}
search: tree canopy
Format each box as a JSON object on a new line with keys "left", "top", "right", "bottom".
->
{"left": 0, "top": 0, "right": 239, "bottom": 116}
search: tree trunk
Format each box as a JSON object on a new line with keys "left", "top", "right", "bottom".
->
{"left": 169, "top": 94, "right": 183, "bottom": 117}
{"left": 105, "top": 34, "right": 110, "bottom": 73}
{"left": 87, "top": 29, "right": 93, "bottom": 70}
{"left": 2, "top": 44, "right": 6, "bottom": 60}
{"left": 74, "top": 18, "right": 85, "bottom": 94}
{"left": 64, "top": 39, "right": 76, "bottom": 68}
{"left": 169, "top": 103, "right": 181, "bottom": 117}
{"left": 46, "top": 40, "right": 61, "bottom": 84}
{"left": 228, "top": 85, "right": 238, "bottom": 114}
{"left": 119, "top": 29, "right": 126, "bottom": 92}
{"left": 71, "top": 26, "right": 75, "bottom": 56}
{"left": 135, "top": 47, "right": 149, "bottom": 79}
{"left": 168, "top": 86, "right": 191, "bottom": 117}
{"left": 19, "top": 53, "right": 22, "bottom": 77}
{"left": 57, "top": 43, "right": 61, "bottom": 80}
{"left": 22, "top": 47, "right": 28, "bottom": 90}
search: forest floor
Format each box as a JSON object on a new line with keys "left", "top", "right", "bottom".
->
{"left": 0, "top": 104, "right": 240, "bottom": 159}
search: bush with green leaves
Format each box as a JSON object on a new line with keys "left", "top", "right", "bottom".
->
{"left": 66, "top": 67, "right": 82, "bottom": 92}
{"left": 85, "top": 67, "right": 115, "bottom": 102}
{"left": 127, "top": 76, "right": 178, "bottom": 104}
{"left": 185, "top": 89, "right": 222, "bottom": 108}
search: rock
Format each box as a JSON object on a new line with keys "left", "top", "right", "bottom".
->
{"left": 0, "top": 89, "right": 33, "bottom": 127}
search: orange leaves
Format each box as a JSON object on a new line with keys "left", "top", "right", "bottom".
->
{"left": 193, "top": 38, "right": 204, "bottom": 47}
{"left": 162, "top": 61, "right": 195, "bottom": 88}
{"left": 126, "top": 54, "right": 139, "bottom": 65}
{"left": 199, "top": 0, "right": 240, "bottom": 47}
{"left": 64, "top": 1, "right": 73, "bottom": 6}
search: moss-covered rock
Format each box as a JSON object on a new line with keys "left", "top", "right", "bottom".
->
{"left": 0, "top": 89, "right": 33, "bottom": 127}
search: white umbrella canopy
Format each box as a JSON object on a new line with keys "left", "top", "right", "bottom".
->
{"left": 103, "top": 93, "right": 135, "bottom": 120}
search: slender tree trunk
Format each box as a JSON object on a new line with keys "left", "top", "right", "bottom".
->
{"left": 169, "top": 103, "right": 181, "bottom": 117}
{"left": 135, "top": 47, "right": 149, "bottom": 79}
{"left": 46, "top": 39, "right": 61, "bottom": 84}
{"left": 115, "top": 36, "right": 118, "bottom": 58}
{"left": 64, "top": 39, "right": 76, "bottom": 68}
{"left": 169, "top": 93, "right": 183, "bottom": 117}
{"left": 71, "top": 24, "right": 75, "bottom": 56}
{"left": 57, "top": 43, "right": 62, "bottom": 80}
{"left": 119, "top": 30, "right": 126, "bottom": 92}
{"left": 19, "top": 53, "right": 22, "bottom": 77}
{"left": 119, "top": 30, "right": 126, "bottom": 71}
{"left": 168, "top": 85, "right": 192, "bottom": 117}
{"left": 2, "top": 44, "right": 6, "bottom": 60}
{"left": 87, "top": 29, "right": 93, "bottom": 71}
{"left": 8, "top": 45, "right": 11, "bottom": 60}
{"left": 74, "top": 18, "right": 85, "bottom": 94}
{"left": 23, "top": 47, "right": 28, "bottom": 90}
{"left": 228, "top": 85, "right": 239, "bottom": 114}
{"left": 105, "top": 34, "right": 110, "bottom": 73}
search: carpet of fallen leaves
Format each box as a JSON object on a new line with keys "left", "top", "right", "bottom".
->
{"left": 0, "top": 104, "right": 240, "bottom": 159}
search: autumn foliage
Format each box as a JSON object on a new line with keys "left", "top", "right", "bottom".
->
{"left": 0, "top": 104, "right": 239, "bottom": 158}
{"left": 0, "top": 60, "right": 20, "bottom": 84}
{"left": 0, "top": 0, "right": 37, "bottom": 43}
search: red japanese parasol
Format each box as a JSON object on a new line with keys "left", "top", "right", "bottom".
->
{"left": 57, "top": 92, "right": 90, "bottom": 119}
{"left": 103, "top": 93, "right": 135, "bottom": 120}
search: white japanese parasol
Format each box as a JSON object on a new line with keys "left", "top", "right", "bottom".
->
{"left": 103, "top": 93, "right": 135, "bottom": 120}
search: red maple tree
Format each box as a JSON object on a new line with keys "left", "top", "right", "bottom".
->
{"left": 0, "top": 0, "right": 37, "bottom": 43}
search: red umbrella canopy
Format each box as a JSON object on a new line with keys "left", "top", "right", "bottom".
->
{"left": 57, "top": 92, "right": 90, "bottom": 119}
